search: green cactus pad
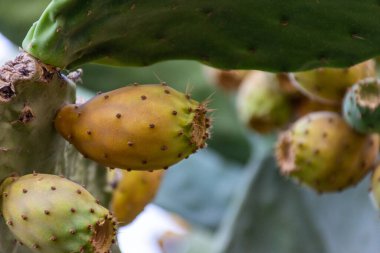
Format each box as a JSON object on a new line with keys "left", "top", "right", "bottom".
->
{"left": 22, "top": 0, "right": 380, "bottom": 71}
{"left": 343, "top": 78, "right": 380, "bottom": 134}
{"left": 0, "top": 174, "right": 117, "bottom": 253}
{"left": 276, "top": 111, "right": 378, "bottom": 193}
{"left": 0, "top": 53, "right": 75, "bottom": 180}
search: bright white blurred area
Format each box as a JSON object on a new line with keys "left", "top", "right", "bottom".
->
{"left": 117, "top": 204, "right": 189, "bottom": 253}
{"left": 0, "top": 33, "right": 18, "bottom": 64}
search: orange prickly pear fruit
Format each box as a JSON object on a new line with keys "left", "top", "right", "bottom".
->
{"left": 110, "top": 169, "right": 164, "bottom": 225}
{"left": 54, "top": 84, "right": 211, "bottom": 171}
{"left": 276, "top": 112, "right": 378, "bottom": 193}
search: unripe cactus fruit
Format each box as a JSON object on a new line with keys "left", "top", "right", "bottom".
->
{"left": 54, "top": 84, "right": 211, "bottom": 171}
{"left": 0, "top": 174, "right": 116, "bottom": 253}
{"left": 111, "top": 169, "right": 164, "bottom": 225}
{"left": 289, "top": 60, "right": 376, "bottom": 104}
{"left": 236, "top": 71, "right": 291, "bottom": 134}
{"left": 343, "top": 78, "right": 380, "bottom": 134}
{"left": 276, "top": 112, "right": 378, "bottom": 193}
{"left": 369, "top": 164, "right": 380, "bottom": 210}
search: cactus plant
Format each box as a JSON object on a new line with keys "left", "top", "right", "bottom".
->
{"left": 4, "top": 0, "right": 380, "bottom": 252}
{"left": 0, "top": 53, "right": 75, "bottom": 178}
{"left": 276, "top": 111, "right": 378, "bottom": 193}
{"left": 343, "top": 78, "right": 380, "bottom": 134}
{"left": 54, "top": 84, "right": 211, "bottom": 171}
{"left": 0, "top": 174, "right": 116, "bottom": 253}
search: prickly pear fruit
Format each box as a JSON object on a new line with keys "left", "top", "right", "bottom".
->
{"left": 369, "top": 164, "right": 380, "bottom": 210}
{"left": 0, "top": 174, "right": 116, "bottom": 253}
{"left": 55, "top": 84, "right": 211, "bottom": 171}
{"left": 343, "top": 78, "right": 380, "bottom": 134}
{"left": 111, "top": 169, "right": 164, "bottom": 225}
{"left": 203, "top": 67, "right": 249, "bottom": 91}
{"left": 236, "top": 71, "right": 291, "bottom": 134}
{"left": 290, "top": 60, "right": 376, "bottom": 104}
{"left": 276, "top": 112, "right": 378, "bottom": 193}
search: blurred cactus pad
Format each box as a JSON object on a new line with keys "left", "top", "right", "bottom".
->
{"left": 22, "top": 0, "right": 380, "bottom": 70}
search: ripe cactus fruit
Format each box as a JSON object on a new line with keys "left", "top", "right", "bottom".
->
{"left": 369, "top": 164, "right": 380, "bottom": 210}
{"left": 54, "top": 84, "right": 211, "bottom": 171}
{"left": 343, "top": 78, "right": 380, "bottom": 134}
{"left": 0, "top": 174, "right": 116, "bottom": 253}
{"left": 111, "top": 169, "right": 164, "bottom": 224}
{"left": 276, "top": 112, "right": 378, "bottom": 193}
{"left": 289, "top": 60, "right": 376, "bottom": 104}
{"left": 236, "top": 71, "right": 291, "bottom": 134}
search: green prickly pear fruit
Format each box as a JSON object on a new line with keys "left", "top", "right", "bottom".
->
{"left": 110, "top": 169, "right": 163, "bottom": 225}
{"left": 236, "top": 71, "right": 292, "bottom": 134}
{"left": 343, "top": 78, "right": 380, "bottom": 134}
{"left": 0, "top": 174, "right": 116, "bottom": 253}
{"left": 369, "top": 164, "right": 380, "bottom": 210}
{"left": 276, "top": 112, "right": 378, "bottom": 193}
{"left": 54, "top": 84, "right": 211, "bottom": 171}
{"left": 290, "top": 60, "right": 376, "bottom": 104}
{"left": 203, "top": 67, "right": 249, "bottom": 92}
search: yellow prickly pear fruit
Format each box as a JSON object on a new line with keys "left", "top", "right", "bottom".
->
{"left": 276, "top": 112, "right": 378, "bottom": 193}
{"left": 111, "top": 169, "right": 164, "bottom": 224}
{"left": 54, "top": 84, "right": 211, "bottom": 171}
{"left": 290, "top": 60, "right": 376, "bottom": 104}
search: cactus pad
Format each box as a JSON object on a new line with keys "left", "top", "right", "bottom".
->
{"left": 276, "top": 112, "right": 378, "bottom": 193}
{"left": 55, "top": 84, "right": 211, "bottom": 171}
{"left": 0, "top": 174, "right": 116, "bottom": 253}
{"left": 0, "top": 53, "right": 75, "bottom": 180}
{"left": 22, "top": 0, "right": 380, "bottom": 71}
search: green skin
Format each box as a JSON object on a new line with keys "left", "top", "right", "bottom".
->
{"left": 0, "top": 174, "right": 116, "bottom": 253}
{"left": 276, "top": 111, "right": 378, "bottom": 193}
{"left": 23, "top": 0, "right": 380, "bottom": 71}
{"left": 343, "top": 78, "right": 380, "bottom": 134}
{"left": 0, "top": 53, "right": 75, "bottom": 180}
